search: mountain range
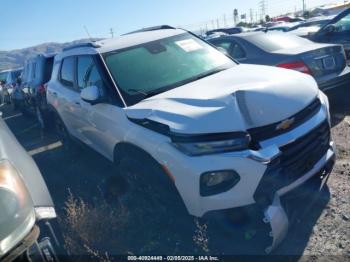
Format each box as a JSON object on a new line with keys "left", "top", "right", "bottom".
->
{"left": 0, "top": 38, "right": 102, "bottom": 71}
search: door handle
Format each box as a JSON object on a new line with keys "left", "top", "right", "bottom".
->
{"left": 52, "top": 92, "right": 57, "bottom": 96}
{"left": 75, "top": 101, "right": 81, "bottom": 106}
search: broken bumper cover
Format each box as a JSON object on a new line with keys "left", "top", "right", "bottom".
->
{"left": 263, "top": 141, "right": 336, "bottom": 253}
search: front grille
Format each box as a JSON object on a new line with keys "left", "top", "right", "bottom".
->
{"left": 253, "top": 120, "right": 331, "bottom": 207}
{"left": 248, "top": 98, "right": 321, "bottom": 142}
{"left": 278, "top": 120, "right": 330, "bottom": 176}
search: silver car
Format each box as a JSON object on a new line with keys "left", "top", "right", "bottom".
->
{"left": 0, "top": 114, "right": 63, "bottom": 261}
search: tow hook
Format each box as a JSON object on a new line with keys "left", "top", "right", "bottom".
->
{"left": 263, "top": 195, "right": 289, "bottom": 254}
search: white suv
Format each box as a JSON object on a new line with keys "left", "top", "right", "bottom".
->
{"left": 47, "top": 26, "right": 336, "bottom": 252}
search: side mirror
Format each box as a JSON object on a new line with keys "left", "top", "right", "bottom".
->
{"left": 81, "top": 85, "right": 100, "bottom": 103}
{"left": 217, "top": 47, "right": 229, "bottom": 56}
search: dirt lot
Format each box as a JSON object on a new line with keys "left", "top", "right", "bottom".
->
{"left": 1, "top": 88, "right": 349, "bottom": 260}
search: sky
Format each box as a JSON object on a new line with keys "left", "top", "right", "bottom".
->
{"left": 0, "top": 0, "right": 337, "bottom": 51}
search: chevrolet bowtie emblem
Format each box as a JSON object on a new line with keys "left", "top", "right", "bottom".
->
{"left": 276, "top": 117, "right": 295, "bottom": 130}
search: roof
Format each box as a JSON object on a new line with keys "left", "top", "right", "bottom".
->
{"left": 55, "top": 28, "right": 185, "bottom": 60}
{"left": 95, "top": 28, "right": 185, "bottom": 53}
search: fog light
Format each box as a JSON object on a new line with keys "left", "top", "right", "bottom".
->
{"left": 200, "top": 170, "right": 240, "bottom": 196}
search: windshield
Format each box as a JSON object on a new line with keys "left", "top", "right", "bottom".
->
{"left": 104, "top": 33, "right": 235, "bottom": 105}
{"left": 245, "top": 32, "right": 312, "bottom": 52}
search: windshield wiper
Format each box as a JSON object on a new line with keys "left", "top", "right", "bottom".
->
{"left": 127, "top": 67, "right": 229, "bottom": 100}
{"left": 128, "top": 88, "right": 150, "bottom": 96}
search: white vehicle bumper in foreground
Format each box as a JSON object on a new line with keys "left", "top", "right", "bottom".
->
{"left": 264, "top": 141, "right": 336, "bottom": 253}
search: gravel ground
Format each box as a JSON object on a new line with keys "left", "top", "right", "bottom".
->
{"left": 0, "top": 87, "right": 349, "bottom": 260}
{"left": 298, "top": 90, "right": 350, "bottom": 258}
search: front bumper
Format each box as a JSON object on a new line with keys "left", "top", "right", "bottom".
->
{"left": 1, "top": 220, "right": 63, "bottom": 262}
{"left": 263, "top": 141, "right": 335, "bottom": 253}
{"left": 157, "top": 98, "right": 330, "bottom": 217}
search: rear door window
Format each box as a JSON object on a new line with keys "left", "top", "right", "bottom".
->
{"left": 212, "top": 39, "right": 246, "bottom": 59}
{"left": 60, "top": 57, "right": 75, "bottom": 87}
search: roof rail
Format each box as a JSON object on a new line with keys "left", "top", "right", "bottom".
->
{"left": 62, "top": 42, "right": 101, "bottom": 52}
{"left": 123, "top": 25, "right": 176, "bottom": 35}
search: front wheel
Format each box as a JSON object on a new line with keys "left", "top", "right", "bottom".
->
{"left": 106, "top": 148, "right": 187, "bottom": 218}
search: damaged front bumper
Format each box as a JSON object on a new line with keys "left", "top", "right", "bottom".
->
{"left": 263, "top": 141, "right": 336, "bottom": 253}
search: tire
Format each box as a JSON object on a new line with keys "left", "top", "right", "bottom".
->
{"left": 105, "top": 146, "right": 186, "bottom": 217}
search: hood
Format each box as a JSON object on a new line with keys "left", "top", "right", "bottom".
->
{"left": 126, "top": 64, "right": 319, "bottom": 135}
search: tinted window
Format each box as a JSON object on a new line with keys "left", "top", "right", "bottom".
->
{"left": 212, "top": 39, "right": 246, "bottom": 59}
{"left": 245, "top": 33, "right": 312, "bottom": 52}
{"left": 77, "top": 56, "right": 104, "bottom": 91}
{"left": 60, "top": 57, "right": 75, "bottom": 87}
{"left": 333, "top": 13, "right": 350, "bottom": 33}
{"left": 43, "top": 57, "right": 54, "bottom": 83}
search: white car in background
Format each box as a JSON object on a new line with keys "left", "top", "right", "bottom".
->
{"left": 46, "top": 26, "right": 336, "bottom": 252}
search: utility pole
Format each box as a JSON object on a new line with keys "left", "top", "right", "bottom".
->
{"left": 250, "top": 8, "right": 253, "bottom": 24}
{"left": 110, "top": 28, "right": 114, "bottom": 38}
{"left": 302, "top": 0, "right": 306, "bottom": 15}
{"left": 259, "top": 0, "right": 267, "bottom": 22}
{"left": 233, "top": 9, "right": 238, "bottom": 26}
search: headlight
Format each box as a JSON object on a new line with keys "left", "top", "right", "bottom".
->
{"left": 173, "top": 133, "right": 251, "bottom": 156}
{"left": 200, "top": 170, "right": 240, "bottom": 196}
{"left": 0, "top": 160, "right": 35, "bottom": 257}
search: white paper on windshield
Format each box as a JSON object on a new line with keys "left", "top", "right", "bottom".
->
{"left": 175, "top": 39, "right": 203, "bottom": 52}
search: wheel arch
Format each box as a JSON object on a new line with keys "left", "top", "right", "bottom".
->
{"left": 113, "top": 141, "right": 160, "bottom": 167}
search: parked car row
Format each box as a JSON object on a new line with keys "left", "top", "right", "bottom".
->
{"left": 0, "top": 18, "right": 344, "bottom": 255}
{"left": 0, "top": 68, "right": 22, "bottom": 104}
{"left": 207, "top": 8, "right": 350, "bottom": 64}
